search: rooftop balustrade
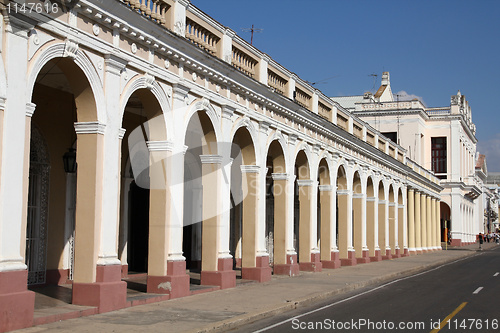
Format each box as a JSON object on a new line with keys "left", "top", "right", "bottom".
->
{"left": 115, "top": 0, "right": 420, "bottom": 175}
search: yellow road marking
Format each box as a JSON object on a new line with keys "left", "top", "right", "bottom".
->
{"left": 430, "top": 302, "right": 468, "bottom": 333}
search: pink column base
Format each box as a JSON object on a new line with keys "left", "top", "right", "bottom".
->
{"left": 321, "top": 251, "right": 341, "bottom": 269}
{"left": 274, "top": 254, "right": 300, "bottom": 276}
{"left": 382, "top": 249, "right": 392, "bottom": 260}
{"left": 450, "top": 239, "right": 462, "bottom": 246}
{"left": 341, "top": 251, "right": 357, "bottom": 266}
{"left": 401, "top": 248, "right": 410, "bottom": 257}
{"left": 299, "top": 253, "right": 322, "bottom": 272}
{"left": 200, "top": 258, "right": 236, "bottom": 289}
{"left": 147, "top": 261, "right": 190, "bottom": 298}
{"left": 72, "top": 265, "right": 127, "bottom": 313}
{"left": 242, "top": 256, "right": 272, "bottom": 282}
{"left": 0, "top": 270, "right": 35, "bottom": 332}
{"left": 392, "top": 248, "right": 401, "bottom": 258}
{"left": 356, "top": 250, "right": 371, "bottom": 264}
{"left": 370, "top": 249, "right": 382, "bottom": 262}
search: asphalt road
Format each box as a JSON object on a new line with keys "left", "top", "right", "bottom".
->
{"left": 231, "top": 247, "right": 500, "bottom": 333}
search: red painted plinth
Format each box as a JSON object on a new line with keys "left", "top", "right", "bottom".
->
{"left": 370, "top": 249, "right": 382, "bottom": 262}
{"left": 147, "top": 261, "right": 190, "bottom": 298}
{"left": 0, "top": 270, "right": 35, "bottom": 332}
{"left": 321, "top": 251, "right": 341, "bottom": 269}
{"left": 341, "top": 251, "right": 357, "bottom": 266}
{"left": 450, "top": 239, "right": 462, "bottom": 247}
{"left": 402, "top": 248, "right": 410, "bottom": 257}
{"left": 274, "top": 254, "right": 300, "bottom": 276}
{"left": 382, "top": 249, "right": 392, "bottom": 260}
{"left": 201, "top": 258, "right": 236, "bottom": 289}
{"left": 392, "top": 248, "right": 402, "bottom": 258}
{"left": 45, "top": 269, "right": 70, "bottom": 285}
{"left": 242, "top": 256, "right": 272, "bottom": 282}
{"left": 356, "top": 250, "right": 371, "bottom": 264}
{"left": 72, "top": 265, "right": 127, "bottom": 313}
{"left": 299, "top": 253, "right": 322, "bottom": 272}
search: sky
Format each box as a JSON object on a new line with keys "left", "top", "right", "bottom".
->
{"left": 191, "top": 0, "right": 500, "bottom": 172}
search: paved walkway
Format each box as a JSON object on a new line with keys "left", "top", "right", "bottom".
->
{"left": 18, "top": 243, "right": 498, "bottom": 333}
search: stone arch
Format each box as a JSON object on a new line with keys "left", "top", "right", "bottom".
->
{"left": 397, "top": 186, "right": 405, "bottom": 256}
{"left": 183, "top": 98, "right": 221, "bottom": 154}
{"left": 230, "top": 117, "right": 258, "bottom": 166}
{"left": 366, "top": 175, "right": 375, "bottom": 198}
{"left": 229, "top": 125, "right": 257, "bottom": 278}
{"left": 264, "top": 136, "right": 297, "bottom": 275}
{"left": 441, "top": 201, "right": 451, "bottom": 243}
{"left": 336, "top": 163, "right": 349, "bottom": 192}
{"left": 27, "top": 43, "right": 104, "bottom": 122}
{"left": 120, "top": 75, "right": 173, "bottom": 141}
{"left": 378, "top": 178, "right": 389, "bottom": 259}
{"left": 388, "top": 184, "right": 397, "bottom": 256}
{"left": 365, "top": 175, "right": 378, "bottom": 260}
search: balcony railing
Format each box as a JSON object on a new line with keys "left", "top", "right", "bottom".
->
{"left": 294, "top": 87, "right": 311, "bottom": 110}
{"left": 268, "top": 70, "right": 287, "bottom": 96}
{"left": 232, "top": 46, "right": 257, "bottom": 78}
{"left": 186, "top": 18, "right": 219, "bottom": 55}
{"left": 120, "top": 0, "right": 169, "bottom": 24}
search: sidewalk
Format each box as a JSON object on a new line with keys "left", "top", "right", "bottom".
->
{"left": 18, "top": 243, "right": 498, "bottom": 333}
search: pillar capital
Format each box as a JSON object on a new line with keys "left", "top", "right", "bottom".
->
{"left": 200, "top": 154, "right": 223, "bottom": 164}
{"left": 74, "top": 121, "right": 106, "bottom": 135}
{"left": 318, "top": 185, "right": 333, "bottom": 192}
{"left": 352, "top": 192, "right": 365, "bottom": 199}
{"left": 297, "top": 179, "right": 316, "bottom": 187}
{"left": 25, "top": 102, "right": 36, "bottom": 117}
{"left": 146, "top": 140, "right": 174, "bottom": 152}
{"left": 272, "top": 173, "right": 292, "bottom": 181}
{"left": 118, "top": 128, "right": 126, "bottom": 139}
{"left": 240, "top": 165, "right": 260, "bottom": 173}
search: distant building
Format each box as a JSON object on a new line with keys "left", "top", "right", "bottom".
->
{"left": 333, "top": 72, "right": 484, "bottom": 246}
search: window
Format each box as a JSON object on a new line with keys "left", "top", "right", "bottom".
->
{"left": 431, "top": 137, "right": 447, "bottom": 178}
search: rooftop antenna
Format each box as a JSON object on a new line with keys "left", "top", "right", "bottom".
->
{"left": 242, "top": 24, "right": 263, "bottom": 45}
{"left": 368, "top": 73, "right": 378, "bottom": 92}
{"left": 395, "top": 93, "right": 401, "bottom": 145}
{"left": 305, "top": 75, "right": 339, "bottom": 86}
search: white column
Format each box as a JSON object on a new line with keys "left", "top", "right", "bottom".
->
{"left": 97, "top": 54, "right": 128, "bottom": 266}
{"left": 218, "top": 156, "right": 233, "bottom": 260}
{"left": 256, "top": 122, "right": 270, "bottom": 257}
{"left": 286, "top": 173, "right": 297, "bottom": 256}
{"left": 167, "top": 143, "right": 188, "bottom": 261}
{"left": 0, "top": 23, "right": 30, "bottom": 271}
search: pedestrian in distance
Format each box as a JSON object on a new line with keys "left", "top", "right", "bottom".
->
{"left": 478, "top": 233, "right": 483, "bottom": 251}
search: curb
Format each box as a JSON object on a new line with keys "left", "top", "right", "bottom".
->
{"left": 193, "top": 250, "right": 483, "bottom": 333}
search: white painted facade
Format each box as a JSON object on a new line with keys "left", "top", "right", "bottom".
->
{"left": 337, "top": 72, "right": 484, "bottom": 246}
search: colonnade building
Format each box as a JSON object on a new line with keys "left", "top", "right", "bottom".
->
{"left": 0, "top": 1, "right": 442, "bottom": 331}
{"left": 334, "top": 72, "right": 484, "bottom": 247}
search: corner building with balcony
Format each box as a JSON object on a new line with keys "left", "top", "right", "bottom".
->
{"left": 0, "top": 1, "right": 442, "bottom": 331}
{"left": 334, "top": 72, "right": 483, "bottom": 248}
